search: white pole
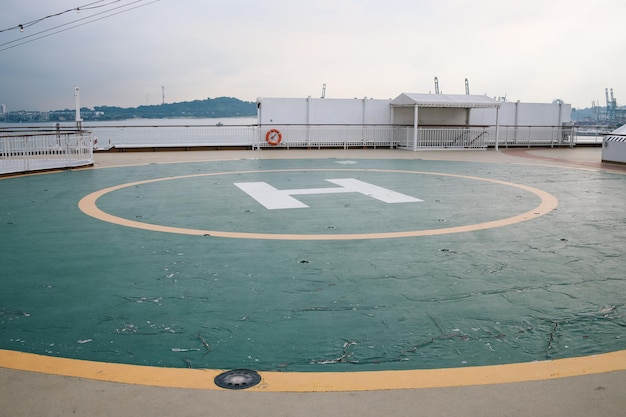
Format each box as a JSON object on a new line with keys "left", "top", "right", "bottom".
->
{"left": 495, "top": 106, "right": 500, "bottom": 151}
{"left": 413, "top": 105, "right": 419, "bottom": 151}
{"left": 390, "top": 106, "right": 395, "bottom": 148}
{"left": 256, "top": 98, "right": 262, "bottom": 149}
{"left": 74, "top": 86, "right": 82, "bottom": 129}
{"left": 306, "top": 96, "right": 311, "bottom": 147}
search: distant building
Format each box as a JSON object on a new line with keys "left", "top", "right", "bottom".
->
{"left": 0, "top": 104, "right": 6, "bottom": 115}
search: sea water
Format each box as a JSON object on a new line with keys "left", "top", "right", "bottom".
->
{"left": 1, "top": 117, "right": 258, "bottom": 148}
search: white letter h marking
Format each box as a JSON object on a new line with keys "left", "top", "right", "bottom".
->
{"left": 234, "top": 178, "right": 422, "bottom": 210}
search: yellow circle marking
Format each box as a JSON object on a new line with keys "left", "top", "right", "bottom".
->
{"left": 5, "top": 166, "right": 623, "bottom": 391}
{"left": 1, "top": 349, "right": 624, "bottom": 392}
{"left": 78, "top": 169, "right": 558, "bottom": 240}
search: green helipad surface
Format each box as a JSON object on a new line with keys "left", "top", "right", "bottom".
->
{"left": 1, "top": 158, "right": 625, "bottom": 373}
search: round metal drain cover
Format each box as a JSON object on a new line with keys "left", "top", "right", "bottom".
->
{"left": 214, "top": 369, "right": 261, "bottom": 390}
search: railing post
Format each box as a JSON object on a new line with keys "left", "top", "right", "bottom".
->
{"left": 25, "top": 135, "right": 30, "bottom": 172}
{"left": 66, "top": 133, "right": 72, "bottom": 167}
{"left": 495, "top": 107, "right": 500, "bottom": 151}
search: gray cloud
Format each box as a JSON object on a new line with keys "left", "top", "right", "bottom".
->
{"left": 1, "top": 0, "right": 624, "bottom": 111}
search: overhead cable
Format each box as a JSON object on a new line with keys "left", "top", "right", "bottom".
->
{"left": 0, "top": 1, "right": 124, "bottom": 33}
{"left": 0, "top": 0, "right": 159, "bottom": 52}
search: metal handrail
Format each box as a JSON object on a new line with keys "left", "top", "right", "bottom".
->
{"left": 0, "top": 129, "right": 94, "bottom": 175}
{"left": 1, "top": 123, "right": 591, "bottom": 175}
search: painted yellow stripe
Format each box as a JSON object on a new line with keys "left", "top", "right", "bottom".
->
{"left": 1, "top": 349, "right": 624, "bottom": 392}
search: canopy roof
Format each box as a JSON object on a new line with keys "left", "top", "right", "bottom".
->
{"left": 391, "top": 93, "right": 501, "bottom": 108}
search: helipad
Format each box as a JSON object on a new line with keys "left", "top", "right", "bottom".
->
{"left": 0, "top": 149, "right": 625, "bottom": 397}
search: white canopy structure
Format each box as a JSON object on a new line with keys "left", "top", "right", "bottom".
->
{"left": 390, "top": 93, "right": 501, "bottom": 108}
{"left": 390, "top": 93, "right": 502, "bottom": 150}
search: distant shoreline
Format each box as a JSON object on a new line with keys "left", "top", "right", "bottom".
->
{"left": 0, "top": 97, "right": 257, "bottom": 124}
{"left": 0, "top": 116, "right": 258, "bottom": 128}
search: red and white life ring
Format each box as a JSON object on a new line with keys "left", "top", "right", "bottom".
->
{"left": 265, "top": 129, "right": 282, "bottom": 146}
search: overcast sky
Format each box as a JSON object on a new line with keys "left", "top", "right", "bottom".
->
{"left": 1, "top": 0, "right": 624, "bottom": 111}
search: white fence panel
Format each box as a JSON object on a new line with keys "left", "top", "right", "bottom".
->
{"left": 91, "top": 125, "right": 257, "bottom": 148}
{"left": 0, "top": 130, "right": 93, "bottom": 175}
{"left": 394, "top": 127, "right": 488, "bottom": 150}
{"left": 486, "top": 125, "right": 575, "bottom": 148}
{"left": 256, "top": 125, "right": 394, "bottom": 149}
{"left": 2, "top": 123, "right": 586, "bottom": 175}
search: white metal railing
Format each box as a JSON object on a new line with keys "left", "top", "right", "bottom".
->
{"left": 0, "top": 129, "right": 94, "bottom": 175}
{"left": 254, "top": 125, "right": 393, "bottom": 149}
{"left": 88, "top": 124, "right": 394, "bottom": 150}
{"left": 83, "top": 124, "right": 584, "bottom": 150}
{"left": 1, "top": 124, "right": 590, "bottom": 174}
{"left": 488, "top": 125, "right": 576, "bottom": 148}
{"left": 575, "top": 125, "right": 614, "bottom": 145}
{"left": 394, "top": 127, "right": 489, "bottom": 150}
{"left": 89, "top": 124, "right": 257, "bottom": 149}
{"left": 257, "top": 125, "right": 576, "bottom": 150}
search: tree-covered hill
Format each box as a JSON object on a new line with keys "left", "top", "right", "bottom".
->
{"left": 92, "top": 96, "right": 256, "bottom": 120}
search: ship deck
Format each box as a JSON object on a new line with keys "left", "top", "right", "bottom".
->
{"left": 1, "top": 147, "right": 625, "bottom": 416}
